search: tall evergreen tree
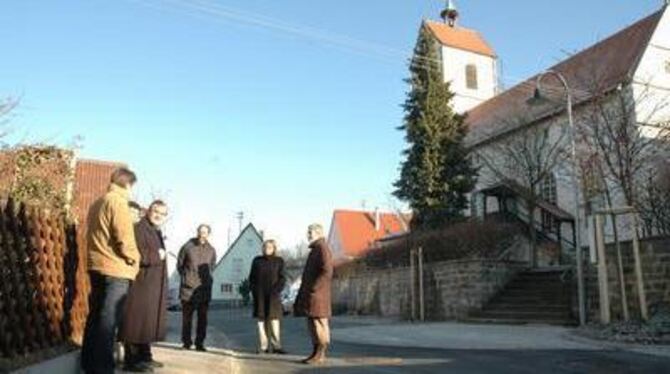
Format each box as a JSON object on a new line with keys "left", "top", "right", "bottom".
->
{"left": 394, "top": 26, "right": 478, "bottom": 229}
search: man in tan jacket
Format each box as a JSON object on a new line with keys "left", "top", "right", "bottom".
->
{"left": 81, "top": 167, "right": 141, "bottom": 374}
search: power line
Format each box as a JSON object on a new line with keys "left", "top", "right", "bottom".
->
{"left": 131, "top": 0, "right": 404, "bottom": 59}
{"left": 128, "top": 0, "right": 537, "bottom": 84}
{"left": 127, "top": 0, "right": 591, "bottom": 102}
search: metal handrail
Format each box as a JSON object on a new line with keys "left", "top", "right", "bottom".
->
{"left": 497, "top": 209, "right": 576, "bottom": 250}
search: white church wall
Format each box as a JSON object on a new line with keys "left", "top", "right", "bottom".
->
{"left": 441, "top": 45, "right": 497, "bottom": 113}
{"left": 633, "top": 8, "right": 670, "bottom": 137}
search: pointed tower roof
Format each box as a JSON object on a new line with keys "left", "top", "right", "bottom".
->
{"left": 424, "top": 20, "right": 496, "bottom": 57}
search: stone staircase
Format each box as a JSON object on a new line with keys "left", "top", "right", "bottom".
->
{"left": 467, "top": 269, "right": 576, "bottom": 326}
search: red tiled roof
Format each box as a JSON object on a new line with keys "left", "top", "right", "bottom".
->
{"left": 424, "top": 20, "right": 496, "bottom": 57}
{"left": 72, "top": 159, "right": 126, "bottom": 225}
{"left": 465, "top": 10, "right": 663, "bottom": 146}
{"left": 330, "top": 210, "right": 409, "bottom": 258}
{"left": 0, "top": 150, "right": 125, "bottom": 225}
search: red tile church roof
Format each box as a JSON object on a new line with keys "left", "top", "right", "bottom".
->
{"left": 424, "top": 20, "right": 496, "bottom": 57}
{"left": 465, "top": 9, "right": 663, "bottom": 146}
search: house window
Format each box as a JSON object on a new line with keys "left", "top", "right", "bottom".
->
{"left": 540, "top": 173, "right": 559, "bottom": 233}
{"left": 465, "top": 64, "right": 478, "bottom": 89}
{"left": 233, "top": 258, "right": 243, "bottom": 276}
{"left": 472, "top": 152, "right": 482, "bottom": 167}
{"left": 540, "top": 173, "right": 558, "bottom": 205}
{"left": 221, "top": 283, "right": 233, "bottom": 293}
{"left": 470, "top": 192, "right": 484, "bottom": 218}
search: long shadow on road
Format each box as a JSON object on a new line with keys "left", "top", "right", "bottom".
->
{"left": 162, "top": 309, "right": 670, "bottom": 374}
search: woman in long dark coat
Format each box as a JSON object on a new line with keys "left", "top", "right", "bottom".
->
{"left": 119, "top": 201, "right": 169, "bottom": 371}
{"left": 249, "top": 239, "right": 286, "bottom": 354}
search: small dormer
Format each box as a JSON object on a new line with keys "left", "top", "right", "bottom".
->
{"left": 423, "top": 1, "right": 498, "bottom": 114}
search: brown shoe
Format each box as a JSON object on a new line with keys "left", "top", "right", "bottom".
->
{"left": 300, "top": 344, "right": 318, "bottom": 364}
{"left": 303, "top": 344, "right": 327, "bottom": 365}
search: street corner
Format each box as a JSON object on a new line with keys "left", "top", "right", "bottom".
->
{"left": 216, "top": 350, "right": 452, "bottom": 373}
{"left": 116, "top": 343, "right": 242, "bottom": 374}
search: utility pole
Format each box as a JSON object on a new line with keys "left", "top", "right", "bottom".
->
{"left": 418, "top": 246, "right": 425, "bottom": 322}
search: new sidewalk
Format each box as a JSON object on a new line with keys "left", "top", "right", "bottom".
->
{"left": 331, "top": 316, "right": 670, "bottom": 358}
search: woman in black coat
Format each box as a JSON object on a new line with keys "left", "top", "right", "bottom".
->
{"left": 249, "top": 239, "right": 286, "bottom": 354}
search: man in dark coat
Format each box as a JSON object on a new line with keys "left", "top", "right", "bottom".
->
{"left": 177, "top": 224, "right": 217, "bottom": 351}
{"left": 294, "top": 223, "right": 333, "bottom": 365}
{"left": 119, "top": 200, "right": 169, "bottom": 372}
{"left": 249, "top": 239, "right": 286, "bottom": 354}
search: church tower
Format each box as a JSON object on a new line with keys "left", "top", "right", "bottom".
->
{"left": 423, "top": 1, "right": 498, "bottom": 113}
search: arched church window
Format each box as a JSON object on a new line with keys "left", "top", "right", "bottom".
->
{"left": 466, "top": 64, "right": 478, "bottom": 89}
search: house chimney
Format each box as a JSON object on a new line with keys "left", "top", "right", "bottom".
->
{"left": 374, "top": 207, "right": 381, "bottom": 231}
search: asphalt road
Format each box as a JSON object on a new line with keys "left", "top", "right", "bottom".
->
{"left": 158, "top": 308, "right": 670, "bottom": 374}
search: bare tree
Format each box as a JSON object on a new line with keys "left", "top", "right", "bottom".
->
{"left": 577, "top": 80, "right": 670, "bottom": 236}
{"left": 0, "top": 98, "right": 19, "bottom": 198}
{"left": 574, "top": 72, "right": 670, "bottom": 321}
{"left": 476, "top": 115, "right": 569, "bottom": 266}
{"left": 638, "top": 160, "right": 670, "bottom": 236}
{"left": 0, "top": 97, "right": 18, "bottom": 146}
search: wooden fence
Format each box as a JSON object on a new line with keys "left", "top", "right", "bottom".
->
{"left": 0, "top": 199, "right": 89, "bottom": 360}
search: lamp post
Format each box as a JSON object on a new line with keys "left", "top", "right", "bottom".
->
{"left": 527, "top": 70, "right": 586, "bottom": 326}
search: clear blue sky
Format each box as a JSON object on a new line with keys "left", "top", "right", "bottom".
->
{"left": 0, "top": 0, "right": 663, "bottom": 256}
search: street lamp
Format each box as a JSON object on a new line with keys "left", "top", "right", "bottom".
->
{"left": 526, "top": 70, "right": 586, "bottom": 326}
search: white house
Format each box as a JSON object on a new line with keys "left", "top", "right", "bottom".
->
{"left": 425, "top": 5, "right": 670, "bottom": 266}
{"left": 211, "top": 223, "right": 263, "bottom": 302}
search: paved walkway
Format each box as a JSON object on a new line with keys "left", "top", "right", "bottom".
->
{"left": 127, "top": 342, "right": 449, "bottom": 374}
{"left": 131, "top": 344, "right": 240, "bottom": 374}
{"left": 331, "top": 318, "right": 670, "bottom": 358}
{"left": 334, "top": 320, "right": 602, "bottom": 350}
{"left": 115, "top": 311, "right": 670, "bottom": 373}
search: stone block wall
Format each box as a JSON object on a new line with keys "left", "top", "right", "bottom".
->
{"left": 333, "top": 259, "right": 525, "bottom": 320}
{"left": 586, "top": 237, "right": 670, "bottom": 321}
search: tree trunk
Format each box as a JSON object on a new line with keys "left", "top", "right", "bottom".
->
{"left": 603, "top": 168, "right": 629, "bottom": 321}
{"left": 610, "top": 213, "right": 629, "bottom": 321}
{"left": 527, "top": 199, "right": 537, "bottom": 268}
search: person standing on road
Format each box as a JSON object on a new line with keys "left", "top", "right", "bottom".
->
{"left": 249, "top": 239, "right": 287, "bottom": 354}
{"left": 81, "top": 168, "right": 141, "bottom": 374}
{"left": 294, "top": 223, "right": 333, "bottom": 365}
{"left": 177, "top": 224, "right": 217, "bottom": 352}
{"left": 119, "top": 200, "right": 170, "bottom": 372}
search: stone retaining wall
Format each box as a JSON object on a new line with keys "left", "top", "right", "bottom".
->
{"left": 333, "top": 259, "right": 526, "bottom": 320}
{"left": 586, "top": 237, "right": 670, "bottom": 321}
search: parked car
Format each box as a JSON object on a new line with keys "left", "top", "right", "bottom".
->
{"left": 167, "top": 287, "right": 181, "bottom": 311}
{"left": 281, "top": 280, "right": 301, "bottom": 315}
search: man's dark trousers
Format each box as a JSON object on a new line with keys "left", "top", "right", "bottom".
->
{"left": 181, "top": 300, "right": 209, "bottom": 347}
{"left": 81, "top": 272, "right": 130, "bottom": 374}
